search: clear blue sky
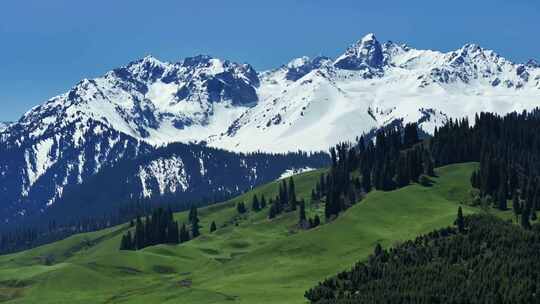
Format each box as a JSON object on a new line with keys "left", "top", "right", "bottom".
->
{"left": 1, "top": 0, "right": 538, "bottom": 121}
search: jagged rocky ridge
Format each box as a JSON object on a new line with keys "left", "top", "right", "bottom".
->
{"left": 1, "top": 33, "right": 539, "bottom": 225}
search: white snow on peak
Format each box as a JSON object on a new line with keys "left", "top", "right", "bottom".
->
{"left": 10, "top": 34, "right": 540, "bottom": 155}
{"left": 0, "top": 122, "right": 11, "bottom": 133}
{"left": 361, "top": 33, "right": 377, "bottom": 43}
{"left": 287, "top": 56, "right": 311, "bottom": 68}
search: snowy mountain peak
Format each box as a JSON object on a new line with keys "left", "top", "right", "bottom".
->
{"left": 449, "top": 43, "right": 498, "bottom": 65}
{"left": 334, "top": 33, "right": 384, "bottom": 70}
{"left": 361, "top": 32, "right": 377, "bottom": 44}
{"left": 287, "top": 56, "right": 311, "bottom": 69}
{"left": 177, "top": 55, "right": 258, "bottom": 81}
{"left": 0, "top": 122, "right": 11, "bottom": 133}
{"left": 527, "top": 59, "right": 540, "bottom": 68}
{"left": 181, "top": 54, "right": 215, "bottom": 67}
{"left": 279, "top": 56, "right": 331, "bottom": 81}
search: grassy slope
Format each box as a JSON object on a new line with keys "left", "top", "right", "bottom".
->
{"left": 0, "top": 163, "right": 499, "bottom": 304}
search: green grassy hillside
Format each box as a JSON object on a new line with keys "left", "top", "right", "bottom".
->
{"left": 0, "top": 163, "right": 495, "bottom": 304}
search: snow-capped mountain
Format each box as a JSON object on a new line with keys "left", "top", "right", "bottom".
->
{"left": 1, "top": 33, "right": 539, "bottom": 225}
{"left": 213, "top": 34, "right": 540, "bottom": 152}
{"left": 0, "top": 122, "right": 11, "bottom": 133}
{"left": 8, "top": 34, "right": 538, "bottom": 153}
{"left": 15, "top": 55, "right": 259, "bottom": 146}
{"left": 0, "top": 54, "right": 322, "bottom": 224}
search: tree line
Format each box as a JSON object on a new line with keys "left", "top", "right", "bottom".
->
{"left": 0, "top": 195, "right": 226, "bottom": 255}
{"left": 431, "top": 110, "right": 540, "bottom": 228}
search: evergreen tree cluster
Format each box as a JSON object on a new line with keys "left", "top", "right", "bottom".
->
{"left": 361, "top": 123, "right": 432, "bottom": 191}
{"left": 323, "top": 143, "right": 362, "bottom": 219}
{"left": 297, "top": 199, "right": 321, "bottom": 229}
{"left": 235, "top": 194, "right": 268, "bottom": 216}
{"left": 1, "top": 194, "right": 233, "bottom": 255}
{"left": 0, "top": 215, "right": 120, "bottom": 255}
{"left": 188, "top": 205, "right": 200, "bottom": 238}
{"left": 250, "top": 194, "right": 267, "bottom": 212}
{"left": 431, "top": 110, "right": 540, "bottom": 228}
{"left": 317, "top": 123, "right": 432, "bottom": 220}
{"left": 305, "top": 213, "right": 540, "bottom": 303}
{"left": 236, "top": 202, "right": 247, "bottom": 214}
{"left": 120, "top": 206, "right": 200, "bottom": 250}
{"left": 269, "top": 178, "right": 299, "bottom": 219}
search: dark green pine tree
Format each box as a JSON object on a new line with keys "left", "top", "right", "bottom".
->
{"left": 509, "top": 168, "right": 519, "bottom": 197}
{"left": 320, "top": 174, "right": 326, "bottom": 194}
{"left": 374, "top": 243, "right": 383, "bottom": 257}
{"left": 280, "top": 179, "right": 289, "bottom": 207}
{"left": 251, "top": 195, "right": 260, "bottom": 211}
{"left": 395, "top": 153, "right": 410, "bottom": 187}
{"left": 188, "top": 205, "right": 198, "bottom": 224}
{"left": 260, "top": 195, "right": 267, "bottom": 209}
{"left": 313, "top": 215, "right": 321, "bottom": 227}
{"left": 188, "top": 205, "right": 200, "bottom": 238}
{"left": 456, "top": 206, "right": 465, "bottom": 233}
{"left": 289, "top": 177, "right": 297, "bottom": 210}
{"left": 403, "top": 123, "right": 419, "bottom": 148}
{"left": 497, "top": 187, "right": 508, "bottom": 210}
{"left": 521, "top": 206, "right": 531, "bottom": 229}
{"left": 120, "top": 231, "right": 133, "bottom": 250}
{"left": 268, "top": 204, "right": 277, "bottom": 219}
{"left": 470, "top": 170, "right": 479, "bottom": 188}
{"left": 120, "top": 235, "right": 126, "bottom": 250}
{"left": 237, "top": 202, "right": 247, "bottom": 214}
{"left": 299, "top": 199, "right": 307, "bottom": 226}
{"left": 191, "top": 219, "right": 200, "bottom": 239}
{"left": 135, "top": 217, "right": 145, "bottom": 249}
{"left": 168, "top": 221, "right": 179, "bottom": 244}
{"left": 210, "top": 221, "right": 217, "bottom": 233}
{"left": 512, "top": 193, "right": 521, "bottom": 222}
{"left": 423, "top": 152, "right": 435, "bottom": 177}
{"left": 362, "top": 168, "right": 372, "bottom": 192}
{"left": 179, "top": 223, "right": 190, "bottom": 243}
{"left": 324, "top": 193, "right": 332, "bottom": 219}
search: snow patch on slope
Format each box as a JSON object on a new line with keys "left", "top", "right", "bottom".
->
{"left": 138, "top": 156, "right": 189, "bottom": 198}
{"left": 278, "top": 167, "right": 315, "bottom": 180}
{"left": 24, "top": 137, "right": 57, "bottom": 190}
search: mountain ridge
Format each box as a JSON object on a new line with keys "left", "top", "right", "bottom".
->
{"left": 1, "top": 33, "right": 539, "bottom": 225}
{"left": 3, "top": 33, "right": 538, "bottom": 152}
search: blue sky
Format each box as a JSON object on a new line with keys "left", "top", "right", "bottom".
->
{"left": 1, "top": 0, "right": 538, "bottom": 121}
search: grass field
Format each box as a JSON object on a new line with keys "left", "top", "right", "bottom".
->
{"left": 1, "top": 162, "right": 504, "bottom": 304}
